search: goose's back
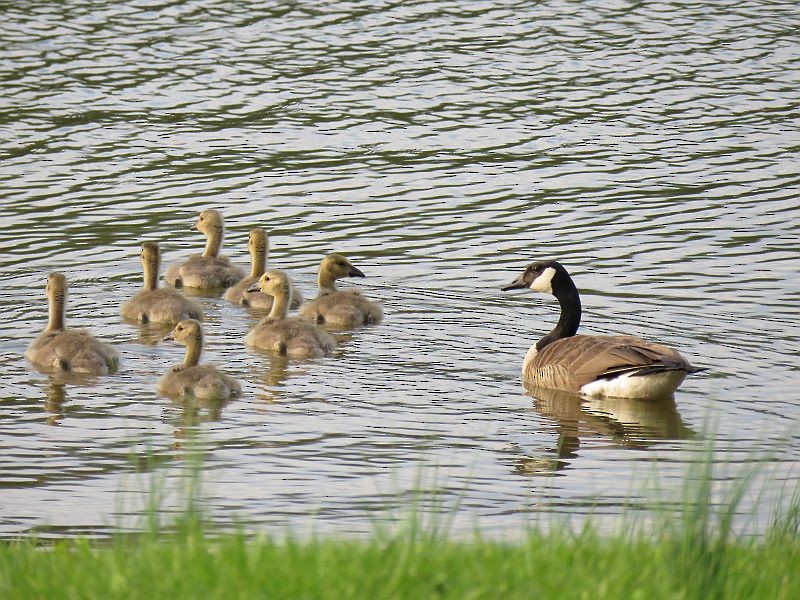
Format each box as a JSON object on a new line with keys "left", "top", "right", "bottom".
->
{"left": 524, "top": 334, "right": 694, "bottom": 394}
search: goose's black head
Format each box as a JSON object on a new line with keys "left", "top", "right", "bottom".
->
{"left": 501, "top": 260, "right": 572, "bottom": 295}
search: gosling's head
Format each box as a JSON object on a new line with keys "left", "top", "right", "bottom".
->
{"left": 140, "top": 241, "right": 161, "bottom": 267}
{"left": 163, "top": 319, "right": 203, "bottom": 345}
{"left": 247, "top": 269, "right": 290, "bottom": 297}
{"left": 46, "top": 272, "right": 68, "bottom": 301}
{"left": 501, "top": 260, "right": 570, "bottom": 296}
{"left": 320, "top": 254, "right": 365, "bottom": 280}
{"left": 196, "top": 209, "right": 224, "bottom": 237}
{"left": 248, "top": 228, "right": 268, "bottom": 255}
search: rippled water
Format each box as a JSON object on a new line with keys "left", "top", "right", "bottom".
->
{"left": 1, "top": 0, "right": 799, "bottom": 539}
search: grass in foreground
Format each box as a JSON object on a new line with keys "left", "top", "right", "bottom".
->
{"left": 3, "top": 436, "right": 799, "bottom": 599}
{"left": 1, "top": 522, "right": 799, "bottom": 600}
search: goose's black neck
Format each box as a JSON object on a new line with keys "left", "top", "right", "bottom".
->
{"left": 536, "top": 268, "right": 581, "bottom": 351}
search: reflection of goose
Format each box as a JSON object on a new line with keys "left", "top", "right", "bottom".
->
{"left": 502, "top": 260, "right": 704, "bottom": 399}
{"left": 26, "top": 273, "right": 119, "bottom": 375}
{"left": 223, "top": 228, "right": 304, "bottom": 309}
{"left": 512, "top": 385, "right": 693, "bottom": 476}
{"left": 246, "top": 270, "right": 336, "bottom": 358}
{"left": 299, "top": 254, "right": 383, "bottom": 328}
{"left": 121, "top": 242, "right": 204, "bottom": 324}
{"left": 529, "top": 384, "right": 693, "bottom": 445}
{"left": 158, "top": 319, "right": 241, "bottom": 401}
{"left": 165, "top": 209, "right": 245, "bottom": 290}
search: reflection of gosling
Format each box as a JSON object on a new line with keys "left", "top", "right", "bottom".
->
{"left": 121, "top": 242, "right": 204, "bottom": 324}
{"left": 158, "top": 319, "right": 241, "bottom": 400}
{"left": 245, "top": 270, "right": 336, "bottom": 358}
{"left": 298, "top": 254, "right": 383, "bottom": 328}
{"left": 26, "top": 273, "right": 119, "bottom": 375}
{"left": 165, "top": 209, "right": 245, "bottom": 289}
{"left": 223, "top": 228, "right": 304, "bottom": 309}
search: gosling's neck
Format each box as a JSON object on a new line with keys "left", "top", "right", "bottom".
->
{"left": 318, "top": 269, "right": 338, "bottom": 295}
{"left": 250, "top": 246, "right": 266, "bottom": 279}
{"left": 183, "top": 333, "right": 203, "bottom": 368}
{"left": 46, "top": 292, "right": 66, "bottom": 332}
{"left": 536, "top": 277, "right": 581, "bottom": 351}
{"left": 142, "top": 258, "right": 159, "bottom": 292}
{"left": 268, "top": 286, "right": 292, "bottom": 320}
{"left": 202, "top": 228, "right": 223, "bottom": 258}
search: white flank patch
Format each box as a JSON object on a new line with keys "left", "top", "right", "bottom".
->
{"left": 529, "top": 266, "right": 556, "bottom": 294}
{"left": 580, "top": 370, "right": 688, "bottom": 400}
{"left": 521, "top": 345, "right": 539, "bottom": 375}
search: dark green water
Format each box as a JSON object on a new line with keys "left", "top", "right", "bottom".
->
{"left": 1, "top": 0, "right": 798, "bottom": 538}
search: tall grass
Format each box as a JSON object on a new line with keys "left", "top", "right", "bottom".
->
{"left": 1, "top": 441, "right": 799, "bottom": 599}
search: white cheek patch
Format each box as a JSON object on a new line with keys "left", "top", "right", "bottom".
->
{"left": 529, "top": 267, "right": 556, "bottom": 294}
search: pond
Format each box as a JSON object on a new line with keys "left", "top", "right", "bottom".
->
{"left": 1, "top": 0, "right": 798, "bottom": 539}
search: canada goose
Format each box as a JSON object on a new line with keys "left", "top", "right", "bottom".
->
{"left": 121, "top": 242, "right": 204, "bottom": 324}
{"left": 502, "top": 260, "right": 704, "bottom": 399}
{"left": 165, "top": 209, "right": 245, "bottom": 290}
{"left": 158, "top": 319, "right": 241, "bottom": 400}
{"left": 298, "top": 254, "right": 383, "bottom": 328}
{"left": 223, "top": 228, "right": 304, "bottom": 309}
{"left": 245, "top": 270, "right": 336, "bottom": 358}
{"left": 26, "top": 273, "right": 119, "bottom": 375}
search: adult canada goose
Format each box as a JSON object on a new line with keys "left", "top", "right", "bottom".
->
{"left": 298, "top": 254, "right": 383, "bottom": 328}
{"left": 121, "top": 242, "right": 204, "bottom": 324}
{"left": 223, "top": 228, "right": 304, "bottom": 309}
{"left": 246, "top": 270, "right": 336, "bottom": 358}
{"left": 502, "top": 260, "right": 704, "bottom": 399}
{"left": 158, "top": 319, "right": 241, "bottom": 400}
{"left": 165, "top": 209, "right": 245, "bottom": 290}
{"left": 26, "top": 273, "right": 119, "bottom": 375}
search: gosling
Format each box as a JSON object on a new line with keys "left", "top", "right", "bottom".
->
{"left": 165, "top": 209, "right": 245, "bottom": 290}
{"left": 299, "top": 254, "right": 383, "bottom": 328}
{"left": 223, "top": 228, "right": 304, "bottom": 310}
{"left": 121, "top": 242, "right": 204, "bottom": 324}
{"left": 245, "top": 270, "right": 336, "bottom": 358}
{"left": 158, "top": 319, "right": 241, "bottom": 400}
{"left": 26, "top": 273, "right": 119, "bottom": 375}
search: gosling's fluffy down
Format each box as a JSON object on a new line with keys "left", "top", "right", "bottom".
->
{"left": 121, "top": 242, "right": 204, "bottom": 324}
{"left": 299, "top": 254, "right": 383, "bottom": 328}
{"left": 165, "top": 209, "right": 245, "bottom": 290}
{"left": 245, "top": 270, "right": 336, "bottom": 358}
{"left": 223, "top": 228, "right": 304, "bottom": 309}
{"left": 26, "top": 273, "right": 119, "bottom": 375}
{"left": 158, "top": 319, "right": 241, "bottom": 401}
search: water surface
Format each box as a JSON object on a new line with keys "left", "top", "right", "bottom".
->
{"left": 1, "top": 0, "right": 799, "bottom": 539}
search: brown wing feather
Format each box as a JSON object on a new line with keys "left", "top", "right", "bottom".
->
{"left": 527, "top": 335, "right": 694, "bottom": 393}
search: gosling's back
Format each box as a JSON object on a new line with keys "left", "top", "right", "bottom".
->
{"left": 157, "top": 365, "right": 241, "bottom": 400}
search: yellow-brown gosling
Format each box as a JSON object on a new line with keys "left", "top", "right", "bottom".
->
{"left": 502, "top": 260, "right": 704, "bottom": 399}
{"left": 245, "top": 270, "right": 336, "bottom": 358}
{"left": 298, "top": 254, "right": 383, "bottom": 328}
{"left": 165, "top": 209, "right": 245, "bottom": 290}
{"left": 26, "top": 273, "right": 119, "bottom": 375}
{"left": 121, "top": 242, "right": 204, "bottom": 324}
{"left": 223, "top": 228, "right": 304, "bottom": 309}
{"left": 158, "top": 319, "right": 241, "bottom": 400}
